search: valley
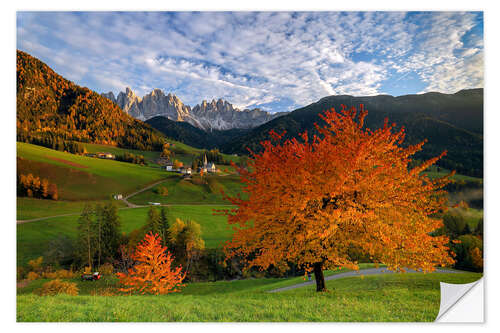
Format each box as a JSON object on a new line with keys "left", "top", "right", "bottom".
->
{"left": 15, "top": 48, "right": 484, "bottom": 322}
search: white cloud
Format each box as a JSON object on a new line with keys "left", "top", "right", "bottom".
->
{"left": 16, "top": 11, "right": 483, "bottom": 111}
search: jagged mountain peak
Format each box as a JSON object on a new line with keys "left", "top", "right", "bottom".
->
{"left": 101, "top": 91, "right": 116, "bottom": 103}
{"left": 103, "top": 87, "right": 283, "bottom": 131}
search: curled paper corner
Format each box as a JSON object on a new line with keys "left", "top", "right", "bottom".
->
{"left": 435, "top": 278, "right": 484, "bottom": 322}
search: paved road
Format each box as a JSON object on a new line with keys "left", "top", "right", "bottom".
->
{"left": 267, "top": 267, "right": 462, "bottom": 293}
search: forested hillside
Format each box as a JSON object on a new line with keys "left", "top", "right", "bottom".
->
{"left": 146, "top": 116, "right": 250, "bottom": 149}
{"left": 16, "top": 50, "right": 164, "bottom": 151}
{"left": 222, "top": 91, "right": 483, "bottom": 177}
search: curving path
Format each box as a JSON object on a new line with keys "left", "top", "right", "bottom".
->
{"left": 120, "top": 179, "right": 169, "bottom": 208}
{"left": 267, "top": 267, "right": 463, "bottom": 293}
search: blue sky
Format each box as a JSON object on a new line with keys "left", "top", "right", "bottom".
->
{"left": 17, "top": 11, "right": 483, "bottom": 113}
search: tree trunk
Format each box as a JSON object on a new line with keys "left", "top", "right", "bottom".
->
{"left": 313, "top": 262, "right": 327, "bottom": 292}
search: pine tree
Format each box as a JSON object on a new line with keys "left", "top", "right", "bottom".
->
{"left": 94, "top": 204, "right": 103, "bottom": 268}
{"left": 99, "top": 202, "right": 121, "bottom": 262}
{"left": 160, "top": 207, "right": 171, "bottom": 247}
{"left": 76, "top": 204, "right": 96, "bottom": 270}
{"left": 145, "top": 206, "right": 162, "bottom": 235}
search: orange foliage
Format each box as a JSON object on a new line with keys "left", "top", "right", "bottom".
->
{"left": 470, "top": 247, "right": 483, "bottom": 270}
{"left": 16, "top": 50, "right": 164, "bottom": 151}
{"left": 222, "top": 105, "right": 455, "bottom": 276}
{"left": 116, "top": 233, "right": 185, "bottom": 295}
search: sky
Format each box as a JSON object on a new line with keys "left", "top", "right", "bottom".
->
{"left": 16, "top": 11, "right": 483, "bottom": 113}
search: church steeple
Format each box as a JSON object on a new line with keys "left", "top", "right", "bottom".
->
{"left": 203, "top": 154, "right": 207, "bottom": 167}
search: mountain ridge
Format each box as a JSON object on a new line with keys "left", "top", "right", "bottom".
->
{"left": 102, "top": 87, "right": 286, "bottom": 131}
{"left": 218, "top": 88, "right": 483, "bottom": 177}
{"left": 16, "top": 50, "right": 165, "bottom": 151}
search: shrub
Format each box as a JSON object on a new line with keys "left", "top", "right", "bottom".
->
{"left": 156, "top": 186, "right": 169, "bottom": 196}
{"left": 34, "top": 279, "right": 79, "bottom": 296}
{"left": 98, "top": 263, "right": 114, "bottom": 275}
{"left": 28, "top": 256, "right": 44, "bottom": 273}
{"left": 442, "top": 212, "right": 467, "bottom": 238}
{"left": 451, "top": 234, "right": 483, "bottom": 272}
{"left": 17, "top": 267, "right": 26, "bottom": 281}
{"left": 26, "top": 271, "right": 40, "bottom": 281}
{"left": 42, "top": 269, "right": 76, "bottom": 279}
{"left": 206, "top": 177, "right": 223, "bottom": 194}
{"left": 470, "top": 247, "right": 483, "bottom": 270}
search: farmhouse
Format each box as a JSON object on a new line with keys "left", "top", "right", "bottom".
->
{"left": 96, "top": 152, "right": 115, "bottom": 159}
{"left": 165, "top": 162, "right": 174, "bottom": 171}
{"left": 113, "top": 194, "right": 123, "bottom": 200}
{"left": 180, "top": 167, "right": 192, "bottom": 175}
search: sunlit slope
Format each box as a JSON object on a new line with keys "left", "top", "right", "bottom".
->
{"left": 17, "top": 142, "right": 168, "bottom": 200}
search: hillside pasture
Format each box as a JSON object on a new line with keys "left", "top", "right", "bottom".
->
{"left": 17, "top": 197, "right": 127, "bottom": 220}
{"left": 81, "top": 143, "right": 161, "bottom": 166}
{"left": 127, "top": 174, "right": 243, "bottom": 205}
{"left": 17, "top": 142, "right": 168, "bottom": 200}
{"left": 17, "top": 204, "right": 233, "bottom": 266}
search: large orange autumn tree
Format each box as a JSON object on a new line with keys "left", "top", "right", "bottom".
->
{"left": 223, "top": 105, "right": 455, "bottom": 292}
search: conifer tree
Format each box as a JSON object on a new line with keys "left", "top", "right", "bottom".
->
{"left": 76, "top": 204, "right": 96, "bottom": 270}
{"left": 160, "top": 207, "right": 171, "bottom": 247}
{"left": 99, "top": 202, "right": 122, "bottom": 262}
{"left": 145, "top": 206, "right": 162, "bottom": 235}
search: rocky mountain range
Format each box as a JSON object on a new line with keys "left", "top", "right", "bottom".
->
{"left": 102, "top": 88, "right": 284, "bottom": 131}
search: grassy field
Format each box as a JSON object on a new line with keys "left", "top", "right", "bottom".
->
{"left": 17, "top": 204, "right": 233, "bottom": 266}
{"left": 17, "top": 142, "right": 169, "bottom": 200}
{"left": 17, "top": 197, "right": 128, "bottom": 220}
{"left": 16, "top": 271, "right": 482, "bottom": 322}
{"left": 81, "top": 143, "right": 161, "bottom": 166}
{"left": 128, "top": 174, "right": 243, "bottom": 205}
{"left": 447, "top": 207, "right": 484, "bottom": 229}
{"left": 424, "top": 166, "right": 482, "bottom": 182}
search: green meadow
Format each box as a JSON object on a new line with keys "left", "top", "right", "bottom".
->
{"left": 17, "top": 204, "right": 234, "bottom": 266}
{"left": 424, "top": 165, "right": 482, "bottom": 182}
{"left": 128, "top": 174, "right": 243, "bottom": 205}
{"left": 17, "top": 142, "right": 168, "bottom": 200}
{"left": 17, "top": 197, "right": 127, "bottom": 220}
{"left": 81, "top": 143, "right": 161, "bottom": 165}
{"left": 16, "top": 142, "right": 483, "bottom": 323}
{"left": 17, "top": 271, "right": 482, "bottom": 322}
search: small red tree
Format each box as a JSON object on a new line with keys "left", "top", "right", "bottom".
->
{"left": 116, "top": 232, "right": 185, "bottom": 295}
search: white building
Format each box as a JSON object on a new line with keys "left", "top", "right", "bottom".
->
{"left": 181, "top": 167, "right": 192, "bottom": 175}
{"left": 207, "top": 162, "right": 216, "bottom": 173}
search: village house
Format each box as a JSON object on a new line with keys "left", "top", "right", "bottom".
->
{"left": 113, "top": 194, "right": 123, "bottom": 200}
{"left": 96, "top": 152, "right": 115, "bottom": 159}
{"left": 180, "top": 167, "right": 192, "bottom": 175}
{"left": 164, "top": 162, "right": 174, "bottom": 171}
